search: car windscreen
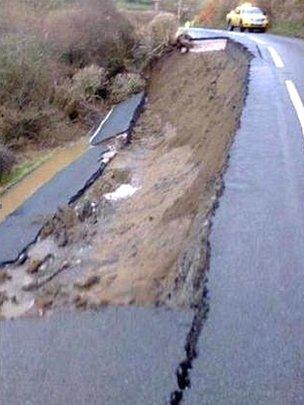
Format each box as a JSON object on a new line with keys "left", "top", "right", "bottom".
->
{"left": 243, "top": 7, "right": 264, "bottom": 15}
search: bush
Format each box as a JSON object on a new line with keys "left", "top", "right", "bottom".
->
{"left": 110, "top": 72, "right": 145, "bottom": 104}
{"left": 122, "top": 10, "right": 158, "bottom": 31}
{"left": 46, "top": 0, "right": 136, "bottom": 70}
{"left": 54, "top": 64, "right": 108, "bottom": 120}
{"left": 132, "top": 12, "right": 178, "bottom": 69}
{"left": 148, "top": 12, "right": 178, "bottom": 48}
{"left": 71, "top": 65, "right": 107, "bottom": 101}
{"left": 0, "top": 144, "right": 16, "bottom": 181}
{"left": 0, "top": 106, "right": 48, "bottom": 145}
{"left": 0, "top": 34, "right": 52, "bottom": 109}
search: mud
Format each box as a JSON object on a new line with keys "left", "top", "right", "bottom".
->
{"left": 0, "top": 138, "right": 88, "bottom": 223}
{"left": 0, "top": 42, "right": 250, "bottom": 319}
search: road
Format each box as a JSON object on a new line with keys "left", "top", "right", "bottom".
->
{"left": 0, "top": 308, "right": 192, "bottom": 405}
{"left": 1, "top": 30, "right": 304, "bottom": 404}
{"left": 184, "top": 29, "right": 304, "bottom": 404}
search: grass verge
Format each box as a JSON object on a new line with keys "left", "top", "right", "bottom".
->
{"left": 270, "top": 21, "right": 304, "bottom": 39}
{"left": 0, "top": 155, "right": 51, "bottom": 196}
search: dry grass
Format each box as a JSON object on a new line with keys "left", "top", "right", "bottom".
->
{"left": 0, "top": 0, "right": 142, "bottom": 180}
{"left": 132, "top": 12, "right": 179, "bottom": 69}
{"left": 0, "top": 145, "right": 16, "bottom": 182}
{"left": 110, "top": 73, "right": 145, "bottom": 103}
{"left": 45, "top": 0, "right": 135, "bottom": 71}
{"left": 0, "top": 1, "right": 181, "bottom": 183}
{"left": 122, "top": 9, "right": 158, "bottom": 28}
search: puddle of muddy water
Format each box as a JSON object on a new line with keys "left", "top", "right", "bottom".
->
{"left": 0, "top": 138, "right": 88, "bottom": 223}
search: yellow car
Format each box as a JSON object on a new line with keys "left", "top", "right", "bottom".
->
{"left": 226, "top": 3, "right": 269, "bottom": 33}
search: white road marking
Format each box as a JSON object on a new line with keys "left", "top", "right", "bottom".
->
{"left": 286, "top": 80, "right": 304, "bottom": 136}
{"left": 248, "top": 36, "right": 267, "bottom": 46}
{"left": 90, "top": 108, "right": 114, "bottom": 144}
{"left": 228, "top": 31, "right": 244, "bottom": 36}
{"left": 268, "top": 46, "right": 284, "bottom": 68}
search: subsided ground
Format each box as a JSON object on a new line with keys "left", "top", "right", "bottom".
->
{"left": 0, "top": 42, "right": 250, "bottom": 319}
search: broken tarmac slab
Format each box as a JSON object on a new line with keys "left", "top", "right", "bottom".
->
{"left": 0, "top": 92, "right": 146, "bottom": 266}
{"left": 190, "top": 39, "right": 227, "bottom": 53}
{"left": 0, "top": 307, "right": 192, "bottom": 405}
{"left": 185, "top": 28, "right": 228, "bottom": 41}
{"left": 90, "top": 92, "right": 145, "bottom": 146}
{"left": 0, "top": 146, "right": 107, "bottom": 266}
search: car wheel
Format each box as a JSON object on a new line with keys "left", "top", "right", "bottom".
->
{"left": 227, "top": 21, "right": 234, "bottom": 31}
{"left": 260, "top": 28, "right": 266, "bottom": 33}
{"left": 240, "top": 26, "right": 245, "bottom": 32}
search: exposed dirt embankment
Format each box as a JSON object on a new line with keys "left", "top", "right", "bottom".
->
{"left": 0, "top": 42, "right": 250, "bottom": 319}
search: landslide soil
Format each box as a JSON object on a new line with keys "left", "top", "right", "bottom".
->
{"left": 0, "top": 42, "right": 250, "bottom": 319}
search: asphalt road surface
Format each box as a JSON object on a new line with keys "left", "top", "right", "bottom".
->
{"left": 184, "top": 30, "right": 304, "bottom": 404}
{"left": 1, "top": 31, "right": 304, "bottom": 404}
{"left": 90, "top": 92, "right": 145, "bottom": 145}
{"left": 0, "top": 308, "right": 192, "bottom": 405}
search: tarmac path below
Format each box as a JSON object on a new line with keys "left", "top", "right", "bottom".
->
{"left": 0, "top": 93, "right": 144, "bottom": 266}
{"left": 0, "top": 146, "right": 106, "bottom": 265}
{"left": 184, "top": 29, "right": 304, "bottom": 404}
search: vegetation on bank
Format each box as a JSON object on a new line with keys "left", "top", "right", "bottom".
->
{"left": 271, "top": 20, "right": 304, "bottom": 39}
{"left": 0, "top": 0, "right": 177, "bottom": 187}
{"left": 0, "top": 155, "right": 50, "bottom": 193}
{"left": 117, "top": 0, "right": 152, "bottom": 11}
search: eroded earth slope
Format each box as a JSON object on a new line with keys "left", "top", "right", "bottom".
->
{"left": 0, "top": 42, "right": 250, "bottom": 319}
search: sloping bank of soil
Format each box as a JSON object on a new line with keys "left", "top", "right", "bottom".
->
{"left": 0, "top": 41, "right": 250, "bottom": 319}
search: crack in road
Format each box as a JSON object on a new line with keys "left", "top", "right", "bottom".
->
{"left": 166, "top": 43, "right": 251, "bottom": 403}
{"left": 169, "top": 281, "right": 210, "bottom": 404}
{"left": 166, "top": 171, "right": 226, "bottom": 404}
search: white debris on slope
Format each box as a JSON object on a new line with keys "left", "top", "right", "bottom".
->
{"left": 100, "top": 132, "right": 129, "bottom": 165}
{"left": 101, "top": 149, "right": 117, "bottom": 164}
{"left": 104, "top": 184, "right": 139, "bottom": 201}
